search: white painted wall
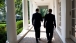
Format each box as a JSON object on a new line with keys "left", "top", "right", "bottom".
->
{"left": 55, "top": 0, "right": 71, "bottom": 43}
{"left": 32, "top": 1, "right": 38, "bottom": 13}
{"left": 54, "top": 0, "right": 63, "bottom": 42}
{"left": 55, "top": 0, "right": 67, "bottom": 43}
{"left": 48, "top": 0, "right": 55, "bottom": 14}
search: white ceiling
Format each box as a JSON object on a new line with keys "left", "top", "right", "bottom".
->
{"left": 32, "top": 0, "right": 51, "bottom": 6}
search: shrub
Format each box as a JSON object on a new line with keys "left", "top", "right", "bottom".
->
{"left": 16, "top": 20, "right": 23, "bottom": 29}
{"left": 0, "top": 21, "right": 6, "bottom": 24}
{"left": 0, "top": 25, "right": 6, "bottom": 31}
{"left": 28, "top": 20, "right": 30, "bottom": 24}
{"left": 16, "top": 19, "right": 23, "bottom": 22}
{"left": 17, "top": 28, "right": 23, "bottom": 35}
{"left": 0, "top": 25, "right": 7, "bottom": 43}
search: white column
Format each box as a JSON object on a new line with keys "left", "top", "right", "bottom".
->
{"left": 6, "top": 0, "right": 17, "bottom": 43}
{"left": 22, "top": 0, "right": 28, "bottom": 30}
{"left": 29, "top": 0, "right": 33, "bottom": 25}
{"left": 61, "top": 0, "right": 66, "bottom": 43}
{"left": 53, "top": 0, "right": 55, "bottom": 14}
{"left": 55, "top": 0, "right": 58, "bottom": 28}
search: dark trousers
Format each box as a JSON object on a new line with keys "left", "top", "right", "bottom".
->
{"left": 46, "top": 27, "right": 54, "bottom": 42}
{"left": 34, "top": 26, "right": 40, "bottom": 42}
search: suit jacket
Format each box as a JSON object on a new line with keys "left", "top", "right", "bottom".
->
{"left": 44, "top": 13, "right": 56, "bottom": 29}
{"left": 32, "top": 12, "right": 43, "bottom": 27}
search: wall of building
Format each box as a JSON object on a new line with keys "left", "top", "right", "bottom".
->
{"left": 48, "top": 0, "right": 55, "bottom": 14}
{"left": 55, "top": 0, "right": 72, "bottom": 43}
{"left": 54, "top": 0, "right": 63, "bottom": 42}
{"left": 32, "top": 1, "right": 38, "bottom": 13}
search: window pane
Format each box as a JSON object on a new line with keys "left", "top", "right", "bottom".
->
{"left": 72, "top": 0, "right": 75, "bottom": 9}
{"left": 72, "top": 18, "right": 76, "bottom": 37}
{"left": 72, "top": 10, "right": 75, "bottom": 18}
{"left": 72, "top": 27, "right": 75, "bottom": 36}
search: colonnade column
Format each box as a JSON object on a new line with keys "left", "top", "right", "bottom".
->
{"left": 61, "top": 0, "right": 66, "bottom": 42}
{"left": 6, "top": 0, "right": 17, "bottom": 43}
{"left": 22, "top": 0, "right": 28, "bottom": 30}
{"left": 29, "top": 0, "right": 33, "bottom": 25}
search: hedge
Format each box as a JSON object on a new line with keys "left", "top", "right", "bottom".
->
{"left": 0, "top": 20, "right": 30, "bottom": 43}
{"left": 0, "top": 24, "right": 7, "bottom": 43}
{"left": 16, "top": 20, "right": 23, "bottom": 29}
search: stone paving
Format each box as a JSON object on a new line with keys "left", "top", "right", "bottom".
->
{"left": 19, "top": 25, "right": 63, "bottom": 43}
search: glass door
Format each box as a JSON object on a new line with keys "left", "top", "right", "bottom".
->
{"left": 70, "top": 0, "right": 76, "bottom": 42}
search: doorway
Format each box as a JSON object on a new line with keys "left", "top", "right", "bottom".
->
{"left": 38, "top": 6, "right": 48, "bottom": 18}
{"left": 70, "top": 0, "right": 76, "bottom": 42}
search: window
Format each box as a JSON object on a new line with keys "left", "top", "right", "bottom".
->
{"left": 57, "top": 0, "right": 61, "bottom": 33}
{"left": 71, "top": 0, "right": 76, "bottom": 37}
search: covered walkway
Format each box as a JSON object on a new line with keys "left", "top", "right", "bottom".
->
{"left": 5, "top": 0, "right": 76, "bottom": 43}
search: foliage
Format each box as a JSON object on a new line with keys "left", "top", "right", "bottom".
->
{"left": 28, "top": 20, "right": 30, "bottom": 24}
{"left": 0, "top": 0, "right": 5, "bottom": 8}
{"left": 0, "top": 0, "right": 6, "bottom": 21}
{"left": 16, "top": 19, "right": 23, "bottom": 21}
{"left": 0, "top": 24, "right": 7, "bottom": 43}
{"left": 0, "top": 0, "right": 30, "bottom": 42}
{"left": 0, "top": 19, "right": 30, "bottom": 42}
{"left": 16, "top": 20, "right": 23, "bottom": 35}
{"left": 15, "top": 0, "right": 22, "bottom": 16}
{"left": 28, "top": 1, "right": 30, "bottom": 20}
{"left": 0, "top": 25, "right": 6, "bottom": 30}
{"left": 17, "top": 28, "right": 23, "bottom": 35}
{"left": 0, "top": 21, "right": 6, "bottom": 24}
{"left": 16, "top": 20, "right": 23, "bottom": 29}
{"left": 40, "top": 8, "right": 47, "bottom": 17}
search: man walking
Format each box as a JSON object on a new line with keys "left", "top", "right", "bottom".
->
{"left": 32, "top": 8, "right": 43, "bottom": 43}
{"left": 44, "top": 9, "right": 56, "bottom": 43}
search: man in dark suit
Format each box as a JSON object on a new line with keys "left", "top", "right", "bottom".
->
{"left": 32, "top": 8, "right": 43, "bottom": 43}
{"left": 44, "top": 9, "right": 56, "bottom": 43}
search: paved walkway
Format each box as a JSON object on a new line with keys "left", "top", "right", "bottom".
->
{"left": 19, "top": 26, "right": 63, "bottom": 43}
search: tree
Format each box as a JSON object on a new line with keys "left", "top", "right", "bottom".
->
{"left": 0, "top": 0, "right": 6, "bottom": 21}
{"left": 15, "top": 0, "right": 22, "bottom": 17}
{"left": 0, "top": 0, "right": 5, "bottom": 8}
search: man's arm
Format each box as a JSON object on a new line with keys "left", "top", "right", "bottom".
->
{"left": 40, "top": 14, "right": 43, "bottom": 22}
{"left": 44, "top": 15, "right": 46, "bottom": 28}
{"left": 32, "top": 14, "right": 34, "bottom": 25}
{"left": 54, "top": 15, "right": 56, "bottom": 28}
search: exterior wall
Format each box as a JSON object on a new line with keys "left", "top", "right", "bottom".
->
{"left": 48, "top": 0, "right": 54, "bottom": 14}
{"left": 32, "top": 1, "right": 38, "bottom": 13}
{"left": 56, "top": 0, "right": 66, "bottom": 42}
{"left": 48, "top": 0, "right": 55, "bottom": 14}
{"left": 55, "top": 0, "right": 63, "bottom": 42}
{"left": 55, "top": 0, "right": 71, "bottom": 43}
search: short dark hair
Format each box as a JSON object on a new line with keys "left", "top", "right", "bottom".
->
{"left": 49, "top": 9, "right": 52, "bottom": 12}
{"left": 36, "top": 8, "right": 39, "bottom": 11}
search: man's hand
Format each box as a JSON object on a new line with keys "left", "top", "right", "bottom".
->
{"left": 44, "top": 25, "right": 46, "bottom": 28}
{"left": 54, "top": 26, "right": 56, "bottom": 28}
